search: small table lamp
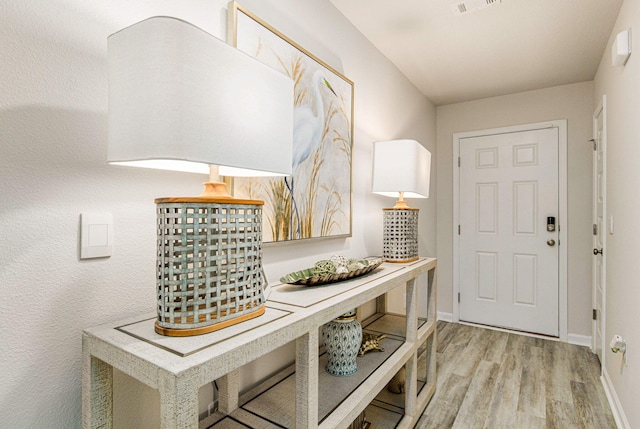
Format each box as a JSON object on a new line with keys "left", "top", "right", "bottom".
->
{"left": 108, "top": 17, "right": 293, "bottom": 336}
{"left": 371, "top": 140, "right": 431, "bottom": 263}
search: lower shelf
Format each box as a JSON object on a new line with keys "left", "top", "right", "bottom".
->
{"left": 200, "top": 314, "right": 436, "bottom": 429}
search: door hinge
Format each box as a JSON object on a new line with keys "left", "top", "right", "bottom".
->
{"left": 458, "top": 225, "right": 461, "bottom": 235}
{"left": 589, "top": 138, "right": 596, "bottom": 151}
{"left": 458, "top": 157, "right": 461, "bottom": 167}
{"left": 593, "top": 309, "right": 597, "bottom": 321}
{"left": 593, "top": 224, "right": 598, "bottom": 236}
{"left": 458, "top": 293, "right": 461, "bottom": 303}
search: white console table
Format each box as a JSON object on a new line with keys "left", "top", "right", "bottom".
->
{"left": 82, "top": 258, "right": 437, "bottom": 429}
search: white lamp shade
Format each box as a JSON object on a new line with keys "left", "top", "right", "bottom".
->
{"left": 107, "top": 16, "right": 293, "bottom": 176}
{"left": 371, "top": 139, "right": 431, "bottom": 199}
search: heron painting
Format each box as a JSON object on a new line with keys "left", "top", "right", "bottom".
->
{"left": 228, "top": 2, "right": 354, "bottom": 243}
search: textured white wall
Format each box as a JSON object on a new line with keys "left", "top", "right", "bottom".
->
{"left": 594, "top": 0, "right": 640, "bottom": 426}
{"left": 0, "top": 1, "right": 436, "bottom": 428}
{"left": 436, "top": 81, "right": 595, "bottom": 337}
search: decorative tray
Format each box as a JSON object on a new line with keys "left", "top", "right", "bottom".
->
{"left": 280, "top": 257, "right": 383, "bottom": 286}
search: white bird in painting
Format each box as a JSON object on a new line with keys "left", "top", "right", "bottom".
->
{"left": 292, "top": 70, "right": 337, "bottom": 168}
{"left": 286, "top": 69, "right": 337, "bottom": 239}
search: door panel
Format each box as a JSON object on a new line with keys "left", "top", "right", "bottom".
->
{"left": 477, "top": 252, "right": 498, "bottom": 301}
{"left": 513, "top": 253, "right": 536, "bottom": 306}
{"left": 459, "top": 128, "right": 559, "bottom": 336}
{"left": 514, "top": 181, "right": 537, "bottom": 235}
{"left": 476, "top": 183, "right": 498, "bottom": 233}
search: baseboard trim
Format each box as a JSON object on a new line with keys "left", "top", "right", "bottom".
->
{"left": 601, "top": 367, "right": 631, "bottom": 429}
{"left": 437, "top": 311, "right": 453, "bottom": 322}
{"left": 567, "top": 333, "right": 592, "bottom": 347}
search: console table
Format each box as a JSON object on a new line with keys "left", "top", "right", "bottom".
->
{"left": 82, "top": 258, "right": 437, "bottom": 429}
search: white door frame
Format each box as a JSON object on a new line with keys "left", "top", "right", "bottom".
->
{"left": 592, "top": 96, "right": 607, "bottom": 366}
{"left": 453, "top": 120, "right": 568, "bottom": 341}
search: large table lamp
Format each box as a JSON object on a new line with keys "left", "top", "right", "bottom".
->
{"left": 108, "top": 17, "right": 293, "bottom": 336}
{"left": 371, "top": 139, "right": 431, "bottom": 263}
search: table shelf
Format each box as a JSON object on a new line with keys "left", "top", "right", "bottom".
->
{"left": 202, "top": 313, "right": 435, "bottom": 429}
{"left": 83, "top": 258, "right": 436, "bottom": 429}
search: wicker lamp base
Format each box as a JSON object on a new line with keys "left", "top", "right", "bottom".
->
{"left": 154, "top": 305, "right": 265, "bottom": 337}
{"left": 382, "top": 207, "right": 419, "bottom": 263}
{"left": 154, "top": 195, "right": 267, "bottom": 337}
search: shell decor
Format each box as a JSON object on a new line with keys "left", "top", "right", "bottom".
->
{"left": 280, "top": 257, "right": 383, "bottom": 286}
{"left": 347, "top": 258, "right": 365, "bottom": 272}
{"left": 358, "top": 333, "right": 387, "bottom": 356}
{"left": 387, "top": 366, "right": 406, "bottom": 394}
{"left": 330, "top": 254, "right": 350, "bottom": 274}
{"left": 313, "top": 260, "right": 337, "bottom": 276}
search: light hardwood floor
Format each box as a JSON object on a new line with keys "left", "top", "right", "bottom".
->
{"left": 415, "top": 321, "right": 616, "bottom": 429}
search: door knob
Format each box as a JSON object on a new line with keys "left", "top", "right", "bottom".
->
{"left": 547, "top": 239, "right": 556, "bottom": 246}
{"left": 593, "top": 248, "right": 603, "bottom": 255}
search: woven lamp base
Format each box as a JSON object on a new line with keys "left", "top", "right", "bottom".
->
{"left": 154, "top": 193, "right": 267, "bottom": 337}
{"left": 382, "top": 207, "right": 419, "bottom": 263}
{"left": 154, "top": 305, "right": 265, "bottom": 337}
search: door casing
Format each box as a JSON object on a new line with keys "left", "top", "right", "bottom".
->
{"left": 592, "top": 96, "right": 607, "bottom": 367}
{"left": 452, "top": 120, "right": 568, "bottom": 341}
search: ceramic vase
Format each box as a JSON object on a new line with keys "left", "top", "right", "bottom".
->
{"left": 322, "top": 310, "right": 362, "bottom": 376}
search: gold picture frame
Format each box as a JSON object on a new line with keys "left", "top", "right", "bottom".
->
{"left": 227, "top": 1, "right": 354, "bottom": 243}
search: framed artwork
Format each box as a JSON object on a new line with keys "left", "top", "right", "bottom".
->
{"left": 227, "top": 1, "right": 354, "bottom": 243}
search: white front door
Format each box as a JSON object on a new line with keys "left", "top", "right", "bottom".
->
{"left": 592, "top": 96, "right": 607, "bottom": 365}
{"left": 458, "top": 127, "right": 560, "bottom": 336}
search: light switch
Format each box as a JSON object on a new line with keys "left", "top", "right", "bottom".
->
{"left": 81, "top": 213, "right": 113, "bottom": 259}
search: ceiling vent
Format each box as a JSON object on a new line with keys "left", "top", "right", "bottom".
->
{"left": 451, "top": 0, "right": 501, "bottom": 16}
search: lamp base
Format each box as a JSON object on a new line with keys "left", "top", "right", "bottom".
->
{"left": 155, "top": 181, "right": 261, "bottom": 205}
{"left": 154, "top": 304, "right": 265, "bottom": 337}
{"left": 199, "top": 181, "right": 233, "bottom": 198}
{"left": 382, "top": 207, "right": 419, "bottom": 263}
{"left": 154, "top": 196, "right": 266, "bottom": 336}
{"left": 392, "top": 199, "right": 409, "bottom": 209}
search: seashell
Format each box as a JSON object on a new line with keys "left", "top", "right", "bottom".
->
{"left": 348, "top": 262, "right": 365, "bottom": 272}
{"left": 358, "top": 333, "right": 387, "bottom": 356}
{"left": 387, "top": 366, "right": 406, "bottom": 394}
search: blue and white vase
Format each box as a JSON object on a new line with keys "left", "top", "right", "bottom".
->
{"left": 322, "top": 310, "right": 362, "bottom": 376}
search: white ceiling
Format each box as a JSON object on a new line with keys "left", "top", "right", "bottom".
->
{"left": 329, "top": 0, "right": 624, "bottom": 105}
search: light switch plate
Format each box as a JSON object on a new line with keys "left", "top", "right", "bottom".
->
{"left": 81, "top": 213, "right": 113, "bottom": 259}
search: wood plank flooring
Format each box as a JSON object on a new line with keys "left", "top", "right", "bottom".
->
{"left": 415, "top": 322, "right": 616, "bottom": 429}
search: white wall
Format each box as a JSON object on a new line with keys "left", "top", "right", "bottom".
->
{"left": 0, "top": 1, "right": 436, "bottom": 428}
{"left": 594, "top": 0, "right": 640, "bottom": 427}
{"left": 436, "top": 81, "right": 595, "bottom": 337}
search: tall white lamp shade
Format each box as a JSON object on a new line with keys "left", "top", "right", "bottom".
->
{"left": 371, "top": 139, "right": 431, "bottom": 262}
{"left": 107, "top": 17, "right": 293, "bottom": 336}
{"left": 108, "top": 16, "right": 293, "bottom": 178}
